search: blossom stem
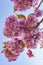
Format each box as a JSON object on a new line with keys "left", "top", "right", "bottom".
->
{"left": 18, "top": 18, "right": 43, "bottom": 30}
{"left": 34, "top": 18, "right": 43, "bottom": 28}
{"left": 29, "top": 18, "right": 43, "bottom": 29}
{"left": 35, "top": 0, "right": 43, "bottom": 10}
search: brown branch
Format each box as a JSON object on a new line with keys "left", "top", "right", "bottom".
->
{"left": 34, "top": 18, "right": 43, "bottom": 28}
{"left": 35, "top": 0, "right": 43, "bottom": 10}
{"left": 28, "top": 18, "right": 43, "bottom": 30}
{"left": 18, "top": 18, "right": 43, "bottom": 30}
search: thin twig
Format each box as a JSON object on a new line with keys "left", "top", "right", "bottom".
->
{"left": 35, "top": 0, "right": 43, "bottom": 10}
{"left": 32, "top": 18, "right": 43, "bottom": 28}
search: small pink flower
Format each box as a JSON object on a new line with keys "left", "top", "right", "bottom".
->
{"left": 3, "top": 15, "right": 19, "bottom": 38}
{"left": 26, "top": 14, "right": 39, "bottom": 28}
{"left": 34, "top": 10, "right": 43, "bottom": 17}
{"left": 32, "top": 0, "right": 41, "bottom": 9}
{"left": 27, "top": 49, "right": 34, "bottom": 57}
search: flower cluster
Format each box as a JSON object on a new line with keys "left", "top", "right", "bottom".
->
{"left": 3, "top": 9, "right": 43, "bottom": 61}
{"left": 2, "top": 38, "right": 25, "bottom": 61}
{"left": 11, "top": 0, "right": 41, "bottom": 11}
{"left": 2, "top": 0, "right": 43, "bottom": 62}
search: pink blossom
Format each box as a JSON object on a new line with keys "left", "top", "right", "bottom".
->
{"left": 2, "top": 38, "right": 24, "bottom": 61}
{"left": 27, "top": 49, "right": 34, "bottom": 57}
{"left": 32, "top": 0, "right": 41, "bottom": 9}
{"left": 3, "top": 48, "right": 19, "bottom": 61}
{"left": 11, "top": 0, "right": 41, "bottom": 11}
{"left": 3, "top": 15, "right": 18, "bottom": 38}
{"left": 3, "top": 15, "right": 23, "bottom": 38}
{"left": 11, "top": 0, "right": 33, "bottom": 11}
{"left": 3, "top": 13, "right": 43, "bottom": 61}
{"left": 26, "top": 14, "right": 38, "bottom": 27}
{"left": 24, "top": 31, "right": 41, "bottom": 49}
{"left": 34, "top": 10, "right": 43, "bottom": 17}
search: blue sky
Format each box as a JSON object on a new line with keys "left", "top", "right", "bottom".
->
{"left": 0, "top": 0, "right": 43, "bottom": 65}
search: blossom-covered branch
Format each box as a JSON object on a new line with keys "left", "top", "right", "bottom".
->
{"left": 2, "top": 0, "right": 43, "bottom": 62}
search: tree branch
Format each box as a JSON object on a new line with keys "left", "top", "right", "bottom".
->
{"left": 35, "top": 0, "right": 43, "bottom": 10}
{"left": 18, "top": 18, "right": 43, "bottom": 30}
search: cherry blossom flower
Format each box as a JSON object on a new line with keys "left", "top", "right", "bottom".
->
{"left": 2, "top": 38, "right": 25, "bottom": 61}
{"left": 3, "top": 12, "right": 43, "bottom": 61}
{"left": 3, "top": 15, "right": 18, "bottom": 38}
{"left": 27, "top": 49, "right": 34, "bottom": 57}
{"left": 11, "top": 0, "right": 34, "bottom": 11}
{"left": 34, "top": 10, "right": 43, "bottom": 17}
{"left": 32, "top": 0, "right": 41, "bottom": 9}
{"left": 11, "top": 0, "right": 42, "bottom": 11}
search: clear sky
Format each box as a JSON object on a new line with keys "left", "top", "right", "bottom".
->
{"left": 0, "top": 0, "right": 43, "bottom": 65}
